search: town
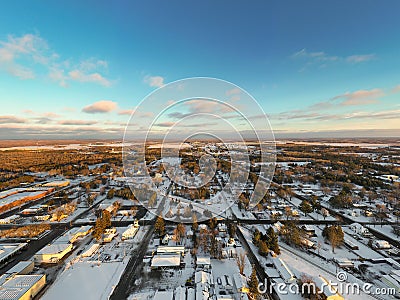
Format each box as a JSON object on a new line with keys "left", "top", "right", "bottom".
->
{"left": 0, "top": 139, "right": 399, "bottom": 300}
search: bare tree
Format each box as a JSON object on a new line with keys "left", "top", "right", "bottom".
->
{"left": 235, "top": 250, "right": 247, "bottom": 275}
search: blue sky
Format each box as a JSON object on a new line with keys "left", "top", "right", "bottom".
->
{"left": 0, "top": 0, "right": 399, "bottom": 139}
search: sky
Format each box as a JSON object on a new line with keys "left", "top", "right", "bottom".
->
{"left": 0, "top": 0, "right": 399, "bottom": 140}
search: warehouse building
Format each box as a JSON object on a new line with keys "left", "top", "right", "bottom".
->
{"left": 0, "top": 274, "right": 46, "bottom": 300}
{"left": 42, "top": 180, "right": 70, "bottom": 188}
{"left": 5, "top": 261, "right": 34, "bottom": 277}
{"left": 34, "top": 243, "right": 73, "bottom": 264}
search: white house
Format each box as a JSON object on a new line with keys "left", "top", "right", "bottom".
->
{"left": 349, "top": 223, "right": 372, "bottom": 237}
{"left": 372, "top": 240, "right": 391, "bottom": 249}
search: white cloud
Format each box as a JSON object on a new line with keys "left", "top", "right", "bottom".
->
{"left": 291, "top": 49, "right": 339, "bottom": 62}
{"left": 291, "top": 48, "right": 375, "bottom": 70}
{"left": 78, "top": 58, "right": 108, "bottom": 72}
{"left": 82, "top": 100, "right": 117, "bottom": 114}
{"left": 0, "top": 33, "right": 113, "bottom": 87}
{"left": 0, "top": 33, "right": 47, "bottom": 79}
{"left": 69, "top": 70, "right": 111, "bottom": 87}
{"left": 346, "top": 54, "right": 375, "bottom": 63}
{"left": 144, "top": 75, "right": 165, "bottom": 87}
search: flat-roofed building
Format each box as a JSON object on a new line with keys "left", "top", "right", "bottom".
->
{"left": 42, "top": 180, "right": 70, "bottom": 188}
{"left": 0, "top": 274, "right": 46, "bottom": 300}
{"left": 34, "top": 243, "right": 73, "bottom": 264}
{"left": 5, "top": 261, "right": 34, "bottom": 277}
{"left": 53, "top": 226, "right": 92, "bottom": 244}
{"left": 0, "top": 244, "right": 27, "bottom": 264}
{"left": 151, "top": 254, "right": 181, "bottom": 269}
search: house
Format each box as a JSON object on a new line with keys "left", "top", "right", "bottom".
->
{"left": 161, "top": 234, "right": 174, "bottom": 245}
{"left": 301, "top": 224, "right": 316, "bottom": 236}
{"left": 195, "top": 271, "right": 213, "bottom": 285}
{"left": 196, "top": 256, "right": 211, "bottom": 267}
{"left": 301, "top": 238, "right": 317, "bottom": 249}
{"left": 349, "top": 223, "right": 372, "bottom": 237}
{"left": 372, "top": 240, "right": 391, "bottom": 249}
{"left": 0, "top": 215, "right": 20, "bottom": 224}
{"left": 0, "top": 243, "right": 27, "bottom": 264}
{"left": 218, "top": 223, "right": 227, "bottom": 232}
{"left": 103, "top": 228, "right": 118, "bottom": 243}
{"left": 157, "top": 246, "right": 185, "bottom": 256}
{"left": 334, "top": 258, "right": 355, "bottom": 268}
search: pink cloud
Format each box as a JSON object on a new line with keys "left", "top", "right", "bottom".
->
{"left": 82, "top": 100, "right": 117, "bottom": 113}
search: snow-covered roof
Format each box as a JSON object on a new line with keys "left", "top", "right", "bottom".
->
{"left": 0, "top": 244, "right": 27, "bottom": 263}
{"left": 0, "top": 274, "right": 45, "bottom": 300}
{"left": 196, "top": 256, "right": 211, "bottom": 265}
{"left": 174, "top": 286, "right": 186, "bottom": 300}
{"left": 5, "top": 260, "right": 33, "bottom": 275}
{"left": 151, "top": 254, "right": 180, "bottom": 268}
{"left": 153, "top": 290, "right": 173, "bottom": 300}
{"left": 37, "top": 243, "right": 71, "bottom": 255}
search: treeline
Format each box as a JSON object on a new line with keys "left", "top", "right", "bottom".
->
{"left": 0, "top": 174, "right": 35, "bottom": 191}
{"left": 0, "top": 224, "right": 51, "bottom": 238}
{"left": 0, "top": 149, "right": 121, "bottom": 174}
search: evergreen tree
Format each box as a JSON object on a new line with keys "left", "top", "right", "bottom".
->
{"left": 228, "top": 223, "right": 237, "bottom": 238}
{"left": 258, "top": 240, "right": 269, "bottom": 256}
{"left": 106, "top": 188, "right": 115, "bottom": 199}
{"left": 192, "top": 213, "right": 198, "bottom": 231}
{"left": 102, "top": 210, "right": 111, "bottom": 228}
{"left": 266, "top": 227, "right": 280, "bottom": 255}
{"left": 252, "top": 229, "right": 262, "bottom": 247}
{"left": 322, "top": 225, "right": 344, "bottom": 253}
{"left": 299, "top": 200, "right": 313, "bottom": 215}
{"left": 209, "top": 217, "right": 218, "bottom": 230}
{"left": 281, "top": 221, "right": 302, "bottom": 247}
{"left": 248, "top": 265, "right": 259, "bottom": 296}
{"left": 155, "top": 216, "right": 166, "bottom": 237}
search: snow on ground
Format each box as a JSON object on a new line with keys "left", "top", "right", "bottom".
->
{"left": 365, "top": 224, "right": 399, "bottom": 241}
{"left": 279, "top": 249, "right": 375, "bottom": 300}
{"left": 42, "top": 259, "right": 128, "bottom": 300}
{"left": 211, "top": 256, "right": 251, "bottom": 299}
{"left": 128, "top": 291, "right": 154, "bottom": 300}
